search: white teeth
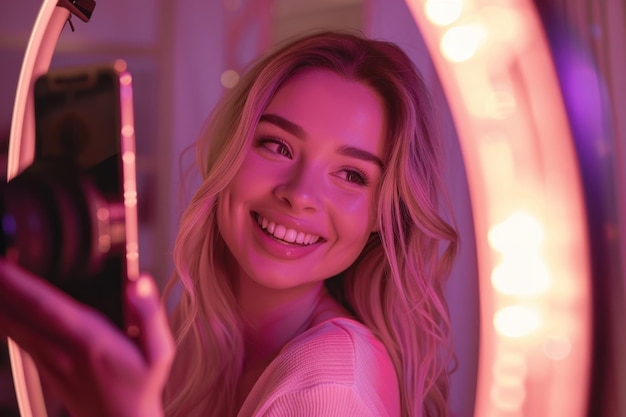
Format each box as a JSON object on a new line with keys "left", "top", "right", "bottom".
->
{"left": 285, "top": 229, "right": 297, "bottom": 242}
{"left": 306, "top": 234, "right": 320, "bottom": 245}
{"left": 274, "top": 225, "right": 286, "bottom": 240}
{"left": 256, "top": 214, "right": 321, "bottom": 245}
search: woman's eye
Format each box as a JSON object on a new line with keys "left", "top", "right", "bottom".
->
{"left": 259, "top": 138, "right": 292, "bottom": 158}
{"left": 340, "top": 169, "right": 369, "bottom": 186}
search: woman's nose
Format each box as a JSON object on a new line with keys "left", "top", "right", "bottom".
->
{"left": 273, "top": 165, "right": 323, "bottom": 212}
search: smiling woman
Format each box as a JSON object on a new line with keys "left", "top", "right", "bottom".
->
{"left": 217, "top": 69, "right": 385, "bottom": 284}
{"left": 164, "top": 31, "right": 458, "bottom": 417}
{"left": 1, "top": 30, "right": 458, "bottom": 417}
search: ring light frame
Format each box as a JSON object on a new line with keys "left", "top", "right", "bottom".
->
{"left": 7, "top": 1, "right": 592, "bottom": 417}
{"left": 8, "top": 3, "right": 71, "bottom": 417}
{"left": 406, "top": 1, "right": 591, "bottom": 416}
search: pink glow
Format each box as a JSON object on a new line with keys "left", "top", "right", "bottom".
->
{"left": 406, "top": 0, "right": 592, "bottom": 416}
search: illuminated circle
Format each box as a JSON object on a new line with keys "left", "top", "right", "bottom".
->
{"left": 122, "top": 151, "right": 135, "bottom": 163}
{"left": 221, "top": 69, "right": 241, "bottom": 88}
{"left": 98, "top": 235, "right": 111, "bottom": 251}
{"left": 120, "top": 73, "right": 132, "bottom": 86}
{"left": 493, "top": 306, "right": 542, "bottom": 338}
{"left": 440, "top": 25, "right": 486, "bottom": 62}
{"left": 114, "top": 59, "right": 128, "bottom": 73}
{"left": 488, "top": 211, "right": 544, "bottom": 252}
{"left": 122, "top": 125, "right": 135, "bottom": 137}
{"left": 424, "top": 0, "right": 463, "bottom": 26}
{"left": 96, "top": 207, "right": 110, "bottom": 221}
{"left": 491, "top": 259, "right": 550, "bottom": 296}
{"left": 136, "top": 276, "right": 153, "bottom": 297}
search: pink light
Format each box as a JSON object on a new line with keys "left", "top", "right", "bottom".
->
{"left": 405, "top": 0, "right": 592, "bottom": 416}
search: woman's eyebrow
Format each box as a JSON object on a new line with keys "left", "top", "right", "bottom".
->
{"left": 337, "top": 145, "right": 384, "bottom": 169}
{"left": 259, "top": 113, "right": 307, "bottom": 139}
{"left": 260, "top": 113, "right": 383, "bottom": 168}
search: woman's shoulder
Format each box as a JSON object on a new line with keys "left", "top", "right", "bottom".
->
{"left": 286, "top": 317, "right": 395, "bottom": 380}
{"left": 240, "top": 317, "right": 400, "bottom": 417}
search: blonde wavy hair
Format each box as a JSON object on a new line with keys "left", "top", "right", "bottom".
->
{"left": 163, "top": 31, "right": 458, "bottom": 417}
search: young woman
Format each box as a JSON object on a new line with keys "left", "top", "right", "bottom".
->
{"left": 0, "top": 31, "right": 457, "bottom": 417}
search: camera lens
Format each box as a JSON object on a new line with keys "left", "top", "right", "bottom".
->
{"left": 1, "top": 160, "right": 105, "bottom": 284}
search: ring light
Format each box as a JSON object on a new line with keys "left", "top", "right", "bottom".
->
{"left": 405, "top": 0, "right": 592, "bottom": 416}
{"left": 7, "top": 2, "right": 95, "bottom": 417}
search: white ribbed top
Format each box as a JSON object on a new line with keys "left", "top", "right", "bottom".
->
{"left": 237, "top": 318, "right": 400, "bottom": 417}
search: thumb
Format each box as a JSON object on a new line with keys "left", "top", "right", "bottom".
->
{"left": 125, "top": 274, "right": 175, "bottom": 377}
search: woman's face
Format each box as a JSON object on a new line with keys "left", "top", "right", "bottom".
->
{"left": 217, "top": 69, "right": 387, "bottom": 290}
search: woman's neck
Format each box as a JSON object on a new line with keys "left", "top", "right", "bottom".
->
{"left": 236, "top": 274, "right": 351, "bottom": 365}
{"left": 234, "top": 274, "right": 352, "bottom": 409}
{"left": 237, "top": 278, "right": 320, "bottom": 360}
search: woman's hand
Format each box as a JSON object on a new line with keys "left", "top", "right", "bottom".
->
{"left": 0, "top": 259, "right": 175, "bottom": 417}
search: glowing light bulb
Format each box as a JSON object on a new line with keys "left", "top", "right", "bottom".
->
{"left": 96, "top": 207, "right": 109, "bottom": 221}
{"left": 440, "top": 25, "right": 486, "bottom": 62}
{"left": 136, "top": 275, "right": 153, "bottom": 297}
{"left": 122, "top": 151, "right": 135, "bottom": 163}
{"left": 488, "top": 211, "right": 544, "bottom": 252}
{"left": 488, "top": 211, "right": 551, "bottom": 295}
{"left": 120, "top": 73, "right": 132, "bottom": 86}
{"left": 114, "top": 59, "right": 128, "bottom": 73}
{"left": 424, "top": 0, "right": 463, "bottom": 26}
{"left": 491, "top": 257, "right": 550, "bottom": 295}
{"left": 494, "top": 305, "right": 542, "bottom": 338}
{"left": 122, "top": 125, "right": 134, "bottom": 138}
{"left": 124, "top": 189, "right": 138, "bottom": 207}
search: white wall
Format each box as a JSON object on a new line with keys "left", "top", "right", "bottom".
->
{"left": 154, "top": 0, "right": 227, "bottom": 284}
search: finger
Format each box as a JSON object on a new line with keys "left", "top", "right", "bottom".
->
{"left": 0, "top": 305, "right": 76, "bottom": 381}
{"left": 125, "top": 274, "right": 175, "bottom": 377}
{"left": 0, "top": 260, "right": 134, "bottom": 374}
{"left": 0, "top": 259, "right": 87, "bottom": 349}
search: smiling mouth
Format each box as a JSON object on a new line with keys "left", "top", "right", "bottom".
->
{"left": 254, "top": 213, "right": 322, "bottom": 246}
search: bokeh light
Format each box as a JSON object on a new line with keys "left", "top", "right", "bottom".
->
{"left": 440, "top": 24, "right": 486, "bottom": 62}
{"left": 221, "top": 69, "right": 240, "bottom": 88}
{"left": 494, "top": 306, "right": 542, "bottom": 338}
{"left": 424, "top": 0, "right": 463, "bottom": 26}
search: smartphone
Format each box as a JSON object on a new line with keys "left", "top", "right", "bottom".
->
{"left": 2, "top": 61, "right": 139, "bottom": 330}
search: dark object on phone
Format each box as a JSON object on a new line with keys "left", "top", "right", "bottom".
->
{"left": 0, "top": 61, "right": 139, "bottom": 329}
